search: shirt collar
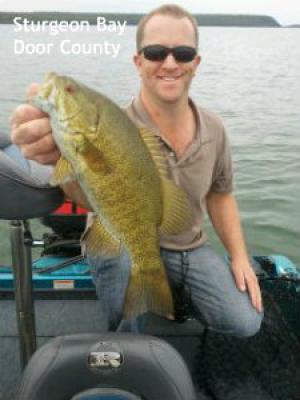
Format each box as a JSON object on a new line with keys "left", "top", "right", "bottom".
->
{"left": 131, "top": 94, "right": 202, "bottom": 149}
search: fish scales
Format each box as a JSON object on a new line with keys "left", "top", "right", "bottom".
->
{"left": 30, "top": 73, "right": 191, "bottom": 319}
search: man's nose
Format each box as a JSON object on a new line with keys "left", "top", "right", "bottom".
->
{"left": 161, "top": 53, "right": 178, "bottom": 68}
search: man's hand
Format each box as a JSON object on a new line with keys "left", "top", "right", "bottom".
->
{"left": 10, "top": 84, "right": 93, "bottom": 209}
{"left": 231, "top": 259, "right": 263, "bottom": 313}
{"left": 207, "top": 191, "right": 263, "bottom": 314}
{"left": 10, "top": 83, "right": 60, "bottom": 165}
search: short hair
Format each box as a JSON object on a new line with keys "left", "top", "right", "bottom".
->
{"left": 136, "top": 4, "right": 199, "bottom": 52}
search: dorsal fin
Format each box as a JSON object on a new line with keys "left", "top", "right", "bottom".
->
{"left": 159, "top": 177, "right": 192, "bottom": 235}
{"left": 139, "top": 128, "right": 192, "bottom": 235}
{"left": 139, "top": 128, "right": 169, "bottom": 178}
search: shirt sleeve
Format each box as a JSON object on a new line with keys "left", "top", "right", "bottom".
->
{"left": 210, "top": 126, "right": 234, "bottom": 193}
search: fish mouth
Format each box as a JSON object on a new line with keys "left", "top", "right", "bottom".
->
{"left": 31, "top": 72, "right": 97, "bottom": 132}
{"left": 29, "top": 90, "right": 83, "bottom": 123}
{"left": 39, "top": 72, "right": 83, "bottom": 121}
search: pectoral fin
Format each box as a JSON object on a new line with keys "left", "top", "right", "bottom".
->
{"left": 139, "top": 128, "right": 168, "bottom": 178}
{"left": 159, "top": 177, "right": 192, "bottom": 235}
{"left": 82, "top": 143, "right": 112, "bottom": 175}
{"left": 138, "top": 128, "right": 192, "bottom": 235}
{"left": 50, "top": 156, "right": 75, "bottom": 185}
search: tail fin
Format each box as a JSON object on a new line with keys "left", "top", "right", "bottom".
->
{"left": 123, "top": 259, "right": 174, "bottom": 319}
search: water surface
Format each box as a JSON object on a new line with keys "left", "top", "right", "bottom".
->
{"left": 0, "top": 25, "right": 299, "bottom": 265}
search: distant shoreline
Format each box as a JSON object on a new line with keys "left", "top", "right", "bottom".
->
{"left": 0, "top": 11, "right": 284, "bottom": 27}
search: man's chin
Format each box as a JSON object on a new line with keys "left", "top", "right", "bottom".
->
{"left": 157, "top": 92, "right": 183, "bottom": 104}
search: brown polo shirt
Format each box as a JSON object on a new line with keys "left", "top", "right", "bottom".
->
{"left": 82, "top": 96, "right": 233, "bottom": 252}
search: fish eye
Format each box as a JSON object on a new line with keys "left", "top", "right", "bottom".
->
{"left": 64, "top": 84, "right": 76, "bottom": 94}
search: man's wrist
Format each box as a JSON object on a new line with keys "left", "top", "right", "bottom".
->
{"left": 229, "top": 252, "right": 250, "bottom": 265}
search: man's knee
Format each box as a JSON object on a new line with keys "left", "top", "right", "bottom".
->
{"left": 206, "top": 301, "right": 264, "bottom": 338}
{"left": 229, "top": 308, "right": 264, "bottom": 338}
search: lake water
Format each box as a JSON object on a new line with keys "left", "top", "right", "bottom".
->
{"left": 0, "top": 24, "right": 299, "bottom": 266}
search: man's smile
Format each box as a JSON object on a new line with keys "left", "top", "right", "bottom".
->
{"left": 157, "top": 74, "right": 184, "bottom": 81}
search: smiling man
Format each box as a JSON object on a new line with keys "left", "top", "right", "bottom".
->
{"left": 10, "top": 4, "right": 263, "bottom": 336}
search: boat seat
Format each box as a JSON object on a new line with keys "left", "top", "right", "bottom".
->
{"left": 0, "top": 142, "right": 86, "bottom": 236}
{"left": 0, "top": 130, "right": 12, "bottom": 149}
{"left": 17, "top": 333, "right": 198, "bottom": 400}
{"left": 0, "top": 137, "right": 54, "bottom": 184}
{"left": 0, "top": 148, "right": 64, "bottom": 220}
{"left": 71, "top": 388, "right": 141, "bottom": 399}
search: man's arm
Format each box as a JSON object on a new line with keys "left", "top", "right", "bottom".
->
{"left": 10, "top": 84, "right": 92, "bottom": 210}
{"left": 206, "top": 191, "right": 263, "bottom": 313}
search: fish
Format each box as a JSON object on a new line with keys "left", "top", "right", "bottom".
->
{"left": 29, "top": 72, "right": 191, "bottom": 319}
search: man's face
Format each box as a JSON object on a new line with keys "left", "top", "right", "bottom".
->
{"left": 134, "top": 15, "right": 201, "bottom": 105}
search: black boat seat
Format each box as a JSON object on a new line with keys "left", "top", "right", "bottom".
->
{"left": 0, "top": 130, "right": 12, "bottom": 149}
{"left": 0, "top": 138, "right": 54, "bottom": 184}
{"left": 0, "top": 149, "right": 64, "bottom": 220}
{"left": 18, "top": 333, "right": 198, "bottom": 400}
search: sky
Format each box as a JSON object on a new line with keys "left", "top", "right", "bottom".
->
{"left": 0, "top": 0, "right": 300, "bottom": 26}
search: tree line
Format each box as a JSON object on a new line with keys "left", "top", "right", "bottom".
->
{"left": 0, "top": 12, "right": 281, "bottom": 27}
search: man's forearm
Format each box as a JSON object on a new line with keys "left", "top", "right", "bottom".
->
{"left": 206, "top": 192, "right": 249, "bottom": 262}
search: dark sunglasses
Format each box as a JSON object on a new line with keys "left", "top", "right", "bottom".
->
{"left": 138, "top": 45, "right": 197, "bottom": 63}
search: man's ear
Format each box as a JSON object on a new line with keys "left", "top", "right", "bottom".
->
{"left": 192, "top": 55, "right": 201, "bottom": 76}
{"left": 133, "top": 54, "right": 143, "bottom": 77}
{"left": 195, "top": 54, "right": 201, "bottom": 67}
{"left": 133, "top": 54, "right": 141, "bottom": 68}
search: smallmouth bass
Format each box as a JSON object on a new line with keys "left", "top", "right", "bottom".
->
{"left": 30, "top": 73, "right": 191, "bottom": 319}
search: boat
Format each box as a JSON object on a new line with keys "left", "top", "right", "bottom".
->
{"left": 1, "top": 140, "right": 300, "bottom": 400}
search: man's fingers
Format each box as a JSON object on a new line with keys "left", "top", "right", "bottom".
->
{"left": 10, "top": 83, "right": 44, "bottom": 128}
{"left": 21, "top": 133, "right": 57, "bottom": 159}
{"left": 233, "top": 263, "right": 263, "bottom": 313}
{"left": 8, "top": 81, "right": 59, "bottom": 166}
{"left": 245, "top": 273, "right": 263, "bottom": 312}
{"left": 10, "top": 103, "right": 48, "bottom": 129}
{"left": 233, "top": 268, "right": 246, "bottom": 292}
{"left": 26, "top": 82, "right": 40, "bottom": 98}
{"left": 11, "top": 117, "right": 51, "bottom": 145}
{"left": 255, "top": 281, "right": 263, "bottom": 312}
{"left": 34, "top": 149, "right": 61, "bottom": 165}
{"left": 248, "top": 281, "right": 257, "bottom": 311}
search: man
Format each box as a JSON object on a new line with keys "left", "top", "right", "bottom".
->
{"left": 10, "top": 4, "right": 263, "bottom": 336}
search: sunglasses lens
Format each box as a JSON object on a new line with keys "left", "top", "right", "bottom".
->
{"left": 141, "top": 45, "right": 197, "bottom": 63}
{"left": 173, "top": 46, "right": 197, "bottom": 62}
{"left": 143, "top": 45, "right": 168, "bottom": 61}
